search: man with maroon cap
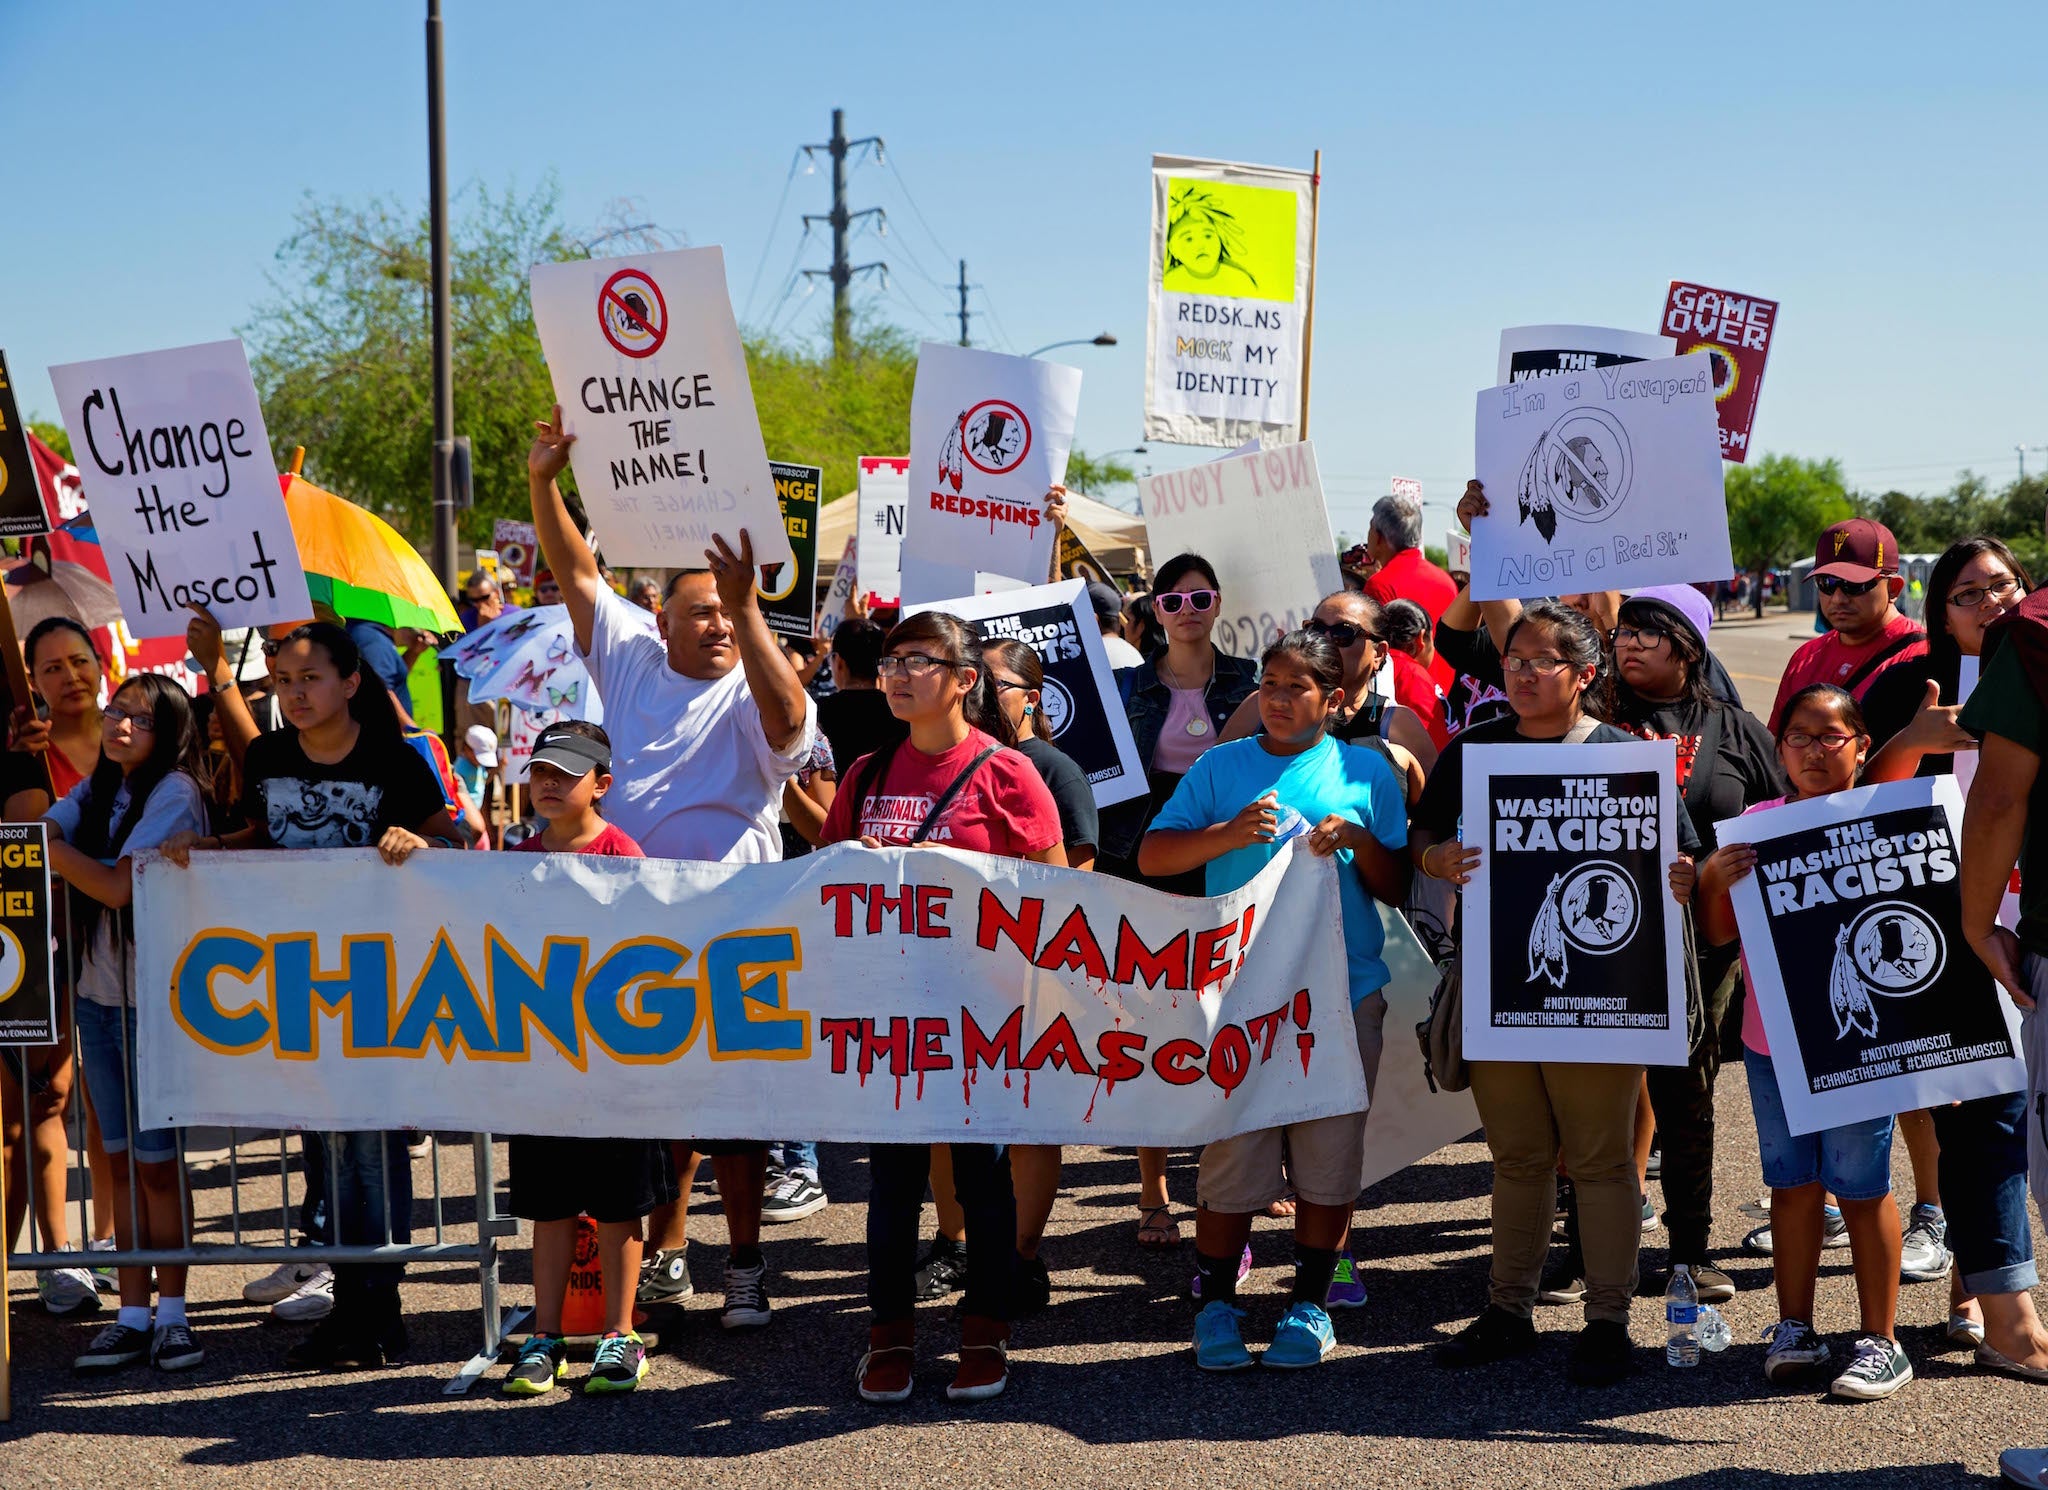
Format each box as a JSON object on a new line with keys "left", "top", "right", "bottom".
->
{"left": 1768, "top": 518, "right": 1927, "bottom": 732}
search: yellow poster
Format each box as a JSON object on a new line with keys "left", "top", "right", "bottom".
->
{"left": 1161, "top": 179, "right": 1296, "bottom": 303}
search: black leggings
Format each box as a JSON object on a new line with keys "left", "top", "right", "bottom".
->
{"left": 867, "top": 1142, "right": 1015, "bottom": 1324}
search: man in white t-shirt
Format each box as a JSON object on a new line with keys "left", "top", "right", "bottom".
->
{"left": 528, "top": 405, "right": 817, "bottom": 1332}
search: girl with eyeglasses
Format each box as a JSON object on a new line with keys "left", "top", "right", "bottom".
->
{"left": 1696, "top": 685, "right": 1917, "bottom": 1400}
{"left": 820, "top": 611, "right": 1065, "bottom": 1406}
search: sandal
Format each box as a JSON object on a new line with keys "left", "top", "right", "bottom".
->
{"left": 1135, "top": 1205, "right": 1181, "bottom": 1248}
{"left": 1266, "top": 1190, "right": 1299, "bottom": 1219}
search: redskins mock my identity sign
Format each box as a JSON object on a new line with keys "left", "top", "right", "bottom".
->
{"left": 1718, "top": 777, "right": 2023, "bottom": 1136}
{"left": 1461, "top": 740, "right": 1687, "bottom": 1066}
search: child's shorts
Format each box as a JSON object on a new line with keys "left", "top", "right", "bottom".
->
{"left": 508, "top": 1136, "right": 679, "bottom": 1224}
{"left": 1743, "top": 1046, "right": 1894, "bottom": 1201}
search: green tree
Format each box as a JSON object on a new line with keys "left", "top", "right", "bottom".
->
{"left": 1062, "top": 447, "right": 1136, "bottom": 499}
{"left": 1855, "top": 473, "right": 2048, "bottom": 581}
{"left": 747, "top": 315, "right": 917, "bottom": 503}
{"left": 27, "top": 421, "right": 69, "bottom": 463}
{"left": 1723, "top": 453, "right": 1854, "bottom": 615}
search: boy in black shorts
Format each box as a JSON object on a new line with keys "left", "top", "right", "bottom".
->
{"left": 502, "top": 722, "right": 678, "bottom": 1395}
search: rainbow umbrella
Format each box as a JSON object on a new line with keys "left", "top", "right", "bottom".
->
{"left": 281, "top": 474, "right": 462, "bottom": 635}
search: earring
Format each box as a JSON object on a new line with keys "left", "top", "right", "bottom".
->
{"left": 1023, "top": 704, "right": 1035, "bottom": 716}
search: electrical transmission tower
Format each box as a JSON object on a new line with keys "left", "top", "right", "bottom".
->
{"left": 801, "top": 108, "right": 887, "bottom": 360}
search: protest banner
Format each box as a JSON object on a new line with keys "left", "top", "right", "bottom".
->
{"left": 1659, "top": 282, "right": 1778, "bottom": 464}
{"left": 134, "top": 842, "right": 1361, "bottom": 1147}
{"left": 901, "top": 344, "right": 1080, "bottom": 604}
{"left": 1495, "top": 325, "right": 1673, "bottom": 386}
{"left": 1470, "top": 351, "right": 1733, "bottom": 601}
{"left": 492, "top": 518, "right": 538, "bottom": 584}
{"left": 1718, "top": 777, "right": 2023, "bottom": 1134}
{"left": 818, "top": 538, "right": 858, "bottom": 642}
{"left": 1361, "top": 904, "right": 1479, "bottom": 1190}
{"left": 1136, "top": 441, "right": 1341, "bottom": 660}
{"left": 0, "top": 825, "right": 53, "bottom": 1047}
{"left": 1057, "top": 526, "right": 1118, "bottom": 589}
{"left": 855, "top": 456, "right": 908, "bottom": 604}
{"left": 906, "top": 579, "right": 1147, "bottom": 809}
{"left": 47, "top": 339, "right": 312, "bottom": 639}
{"left": 1145, "top": 154, "right": 1316, "bottom": 448}
{"left": 1446, "top": 527, "right": 1472, "bottom": 575}
{"left": 0, "top": 353, "right": 51, "bottom": 539}
{"left": 1461, "top": 740, "right": 1686, "bottom": 1065}
{"left": 530, "top": 247, "right": 790, "bottom": 572}
{"left": 1389, "top": 475, "right": 1423, "bottom": 504}
{"left": 759, "top": 460, "right": 821, "bottom": 640}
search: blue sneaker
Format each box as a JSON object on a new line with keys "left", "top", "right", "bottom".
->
{"left": 1193, "top": 1300, "right": 1254, "bottom": 1371}
{"left": 1325, "top": 1250, "right": 1366, "bottom": 1310}
{"left": 1264, "top": 1301, "right": 1336, "bottom": 1369}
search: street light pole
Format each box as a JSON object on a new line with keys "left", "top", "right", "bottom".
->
{"left": 1025, "top": 334, "right": 1117, "bottom": 359}
{"left": 426, "top": 0, "right": 455, "bottom": 598}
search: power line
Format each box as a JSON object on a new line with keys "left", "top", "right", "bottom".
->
{"left": 740, "top": 148, "right": 807, "bottom": 326}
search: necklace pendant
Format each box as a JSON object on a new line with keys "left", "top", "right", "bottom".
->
{"left": 1186, "top": 718, "right": 1209, "bottom": 737}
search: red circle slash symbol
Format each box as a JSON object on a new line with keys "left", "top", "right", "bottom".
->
{"left": 598, "top": 269, "right": 668, "bottom": 359}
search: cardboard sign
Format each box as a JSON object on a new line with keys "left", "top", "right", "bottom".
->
{"left": 530, "top": 248, "right": 791, "bottom": 571}
{"left": 906, "top": 578, "right": 1147, "bottom": 809}
{"left": 818, "top": 538, "right": 858, "bottom": 642}
{"left": 1461, "top": 740, "right": 1687, "bottom": 1065}
{"left": 1659, "top": 282, "right": 1779, "bottom": 464}
{"left": 48, "top": 338, "right": 312, "bottom": 639}
{"left": 1389, "top": 475, "right": 1423, "bottom": 504}
{"left": 492, "top": 518, "right": 538, "bottom": 584}
{"left": 1145, "top": 154, "right": 1316, "bottom": 448}
{"left": 1446, "top": 527, "right": 1472, "bottom": 575}
{"left": 1496, "top": 325, "right": 1673, "bottom": 386}
{"left": 760, "top": 460, "right": 821, "bottom": 640}
{"left": 1719, "top": 777, "right": 2024, "bottom": 1134}
{"left": 855, "top": 456, "right": 908, "bottom": 605}
{"left": 1135, "top": 441, "right": 1341, "bottom": 660}
{"left": 900, "top": 344, "right": 1079, "bottom": 604}
{"left": 1470, "top": 351, "right": 1733, "bottom": 601}
{"left": 0, "top": 823, "right": 54, "bottom": 1046}
{"left": 1057, "top": 526, "right": 1119, "bottom": 589}
{"left": 0, "top": 351, "right": 52, "bottom": 538}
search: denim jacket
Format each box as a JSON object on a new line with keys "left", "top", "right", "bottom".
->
{"left": 1099, "top": 646, "right": 1261, "bottom": 862}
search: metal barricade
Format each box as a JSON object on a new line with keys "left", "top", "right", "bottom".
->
{"left": 3, "top": 902, "right": 529, "bottom": 1393}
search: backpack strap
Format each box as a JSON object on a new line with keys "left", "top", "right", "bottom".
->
{"left": 1562, "top": 716, "right": 1601, "bottom": 745}
{"left": 1838, "top": 630, "right": 1922, "bottom": 698}
{"left": 910, "top": 746, "right": 1002, "bottom": 845}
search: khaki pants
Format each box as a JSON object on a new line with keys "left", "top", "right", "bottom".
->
{"left": 1469, "top": 1059, "right": 1644, "bottom": 1325}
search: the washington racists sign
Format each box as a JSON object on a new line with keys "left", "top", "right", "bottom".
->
{"left": 1461, "top": 740, "right": 1687, "bottom": 1065}
{"left": 1718, "top": 777, "right": 2023, "bottom": 1135}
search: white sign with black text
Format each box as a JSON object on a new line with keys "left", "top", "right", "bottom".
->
{"left": 855, "top": 456, "right": 908, "bottom": 605}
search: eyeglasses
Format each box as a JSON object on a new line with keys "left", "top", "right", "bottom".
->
{"left": 1947, "top": 576, "right": 2021, "bottom": 610}
{"left": 102, "top": 707, "right": 156, "bottom": 732}
{"left": 1501, "top": 655, "right": 1576, "bottom": 677}
{"left": 1154, "top": 589, "right": 1218, "bottom": 616}
{"left": 990, "top": 679, "right": 1029, "bottom": 694}
{"left": 1782, "top": 731, "right": 1860, "bottom": 752}
{"left": 462, "top": 590, "right": 495, "bottom": 604}
{"left": 1609, "top": 625, "right": 1672, "bottom": 649}
{"left": 1814, "top": 575, "right": 1883, "bottom": 598}
{"left": 877, "top": 653, "right": 960, "bottom": 679}
{"left": 1304, "top": 618, "right": 1377, "bottom": 648}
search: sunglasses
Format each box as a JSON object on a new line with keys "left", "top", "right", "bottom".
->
{"left": 1304, "top": 618, "right": 1377, "bottom": 648}
{"left": 1154, "top": 589, "right": 1218, "bottom": 616}
{"left": 1814, "top": 574, "right": 1883, "bottom": 598}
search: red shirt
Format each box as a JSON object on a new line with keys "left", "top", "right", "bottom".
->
{"left": 1390, "top": 651, "right": 1450, "bottom": 750}
{"left": 1768, "top": 613, "right": 1927, "bottom": 732}
{"left": 821, "top": 728, "right": 1062, "bottom": 857}
{"left": 1363, "top": 547, "right": 1457, "bottom": 628}
{"left": 515, "top": 821, "right": 645, "bottom": 858}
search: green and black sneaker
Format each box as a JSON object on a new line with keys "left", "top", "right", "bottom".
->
{"left": 503, "top": 1333, "right": 567, "bottom": 1397}
{"left": 585, "top": 1330, "right": 649, "bottom": 1394}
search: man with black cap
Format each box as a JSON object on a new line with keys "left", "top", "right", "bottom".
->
{"left": 1089, "top": 581, "right": 1144, "bottom": 668}
{"left": 1769, "top": 518, "right": 1927, "bottom": 732}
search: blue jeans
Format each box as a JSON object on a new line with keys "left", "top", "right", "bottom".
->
{"left": 74, "top": 999, "right": 179, "bottom": 1165}
{"left": 1932, "top": 1091, "right": 2039, "bottom": 1296}
{"left": 769, "top": 1141, "right": 818, "bottom": 1178}
{"left": 320, "top": 1131, "right": 412, "bottom": 1293}
{"left": 1743, "top": 1047, "right": 1894, "bottom": 1201}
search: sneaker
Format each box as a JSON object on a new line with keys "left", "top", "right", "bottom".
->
{"left": 1947, "top": 1310, "right": 1988, "bottom": 1350}
{"left": 151, "top": 1321, "right": 204, "bottom": 1372}
{"left": 38, "top": 1256, "right": 101, "bottom": 1316}
{"left": 636, "top": 1246, "right": 693, "bottom": 1304}
{"left": 503, "top": 1333, "right": 566, "bottom": 1396}
{"left": 1743, "top": 1222, "right": 1774, "bottom": 1257}
{"left": 914, "top": 1238, "right": 969, "bottom": 1300}
{"left": 245, "top": 1256, "right": 326, "bottom": 1305}
{"left": 1013, "top": 1255, "right": 1052, "bottom": 1316}
{"left": 1190, "top": 1243, "right": 1254, "bottom": 1302}
{"left": 1640, "top": 1194, "right": 1660, "bottom": 1232}
{"left": 1645, "top": 1147, "right": 1662, "bottom": 1180}
{"left": 1761, "top": 1318, "right": 1831, "bottom": 1383}
{"left": 272, "top": 1264, "right": 335, "bottom": 1322}
{"left": 1823, "top": 1208, "right": 1851, "bottom": 1249}
{"left": 74, "top": 1321, "right": 151, "bottom": 1372}
{"left": 761, "top": 1170, "right": 828, "bottom": 1224}
{"left": 1265, "top": 1301, "right": 1336, "bottom": 1369}
{"left": 1565, "top": 1319, "right": 1633, "bottom": 1386}
{"left": 721, "top": 1260, "right": 772, "bottom": 1329}
{"left": 1830, "top": 1333, "right": 1913, "bottom": 1400}
{"left": 1436, "top": 1305, "right": 1538, "bottom": 1368}
{"left": 947, "top": 1315, "right": 1010, "bottom": 1401}
{"left": 404, "top": 1130, "right": 430, "bottom": 1159}
{"left": 1648, "top": 1263, "right": 1735, "bottom": 1304}
{"left": 1325, "top": 1251, "right": 1367, "bottom": 1310}
{"left": 1900, "top": 1203, "right": 1952, "bottom": 1283}
{"left": 1537, "top": 1257, "right": 1587, "bottom": 1306}
{"left": 857, "top": 1320, "right": 916, "bottom": 1403}
{"left": 88, "top": 1239, "right": 119, "bottom": 1295}
{"left": 1192, "top": 1300, "right": 1254, "bottom": 1372}
{"left": 585, "top": 1330, "right": 649, "bottom": 1393}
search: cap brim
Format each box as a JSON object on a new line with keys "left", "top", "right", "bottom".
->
{"left": 474, "top": 751, "right": 499, "bottom": 768}
{"left": 527, "top": 746, "right": 604, "bottom": 778}
{"left": 1813, "top": 562, "right": 1884, "bottom": 583}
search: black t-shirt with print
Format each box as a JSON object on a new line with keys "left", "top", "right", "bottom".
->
{"left": 241, "top": 727, "right": 448, "bottom": 849}
{"left": 1612, "top": 697, "right": 1784, "bottom": 854}
{"left": 1016, "top": 735, "right": 1099, "bottom": 856}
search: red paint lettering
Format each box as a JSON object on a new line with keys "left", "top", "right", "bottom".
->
{"left": 977, "top": 889, "right": 1044, "bottom": 957}
{"left": 912, "top": 1016, "right": 953, "bottom": 1072}
{"left": 1034, "top": 905, "right": 1109, "bottom": 980}
{"left": 1113, "top": 919, "right": 1188, "bottom": 990}
{"left": 859, "top": 1016, "right": 910, "bottom": 1078}
{"left": 868, "top": 885, "right": 912, "bottom": 935}
{"left": 819, "top": 884, "right": 865, "bottom": 937}
{"left": 1021, "top": 1014, "right": 1095, "bottom": 1075}
{"left": 1192, "top": 922, "right": 1237, "bottom": 991}
{"left": 1095, "top": 1030, "right": 1146, "bottom": 1085}
{"left": 1153, "top": 1037, "right": 1204, "bottom": 1086}
{"left": 820, "top": 1017, "right": 862, "bottom": 1073}
{"left": 915, "top": 885, "right": 953, "bottom": 938}
{"left": 961, "top": 1006, "right": 1024, "bottom": 1071}
{"left": 1208, "top": 1025, "right": 1251, "bottom": 1096}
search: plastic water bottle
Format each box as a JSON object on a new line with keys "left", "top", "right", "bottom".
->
{"left": 1697, "top": 1304, "right": 1731, "bottom": 1354}
{"left": 1665, "top": 1264, "right": 1700, "bottom": 1367}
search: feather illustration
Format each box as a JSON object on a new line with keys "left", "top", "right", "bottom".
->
{"left": 1527, "top": 873, "right": 1569, "bottom": 988}
{"left": 1829, "top": 924, "right": 1879, "bottom": 1040}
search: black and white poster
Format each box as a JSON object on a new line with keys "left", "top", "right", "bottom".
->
{"left": 1461, "top": 740, "right": 1686, "bottom": 1065}
{"left": 1719, "top": 777, "right": 2024, "bottom": 1136}
{"left": 906, "top": 579, "right": 1147, "bottom": 809}
{"left": 0, "top": 823, "right": 56, "bottom": 1047}
{"left": 758, "top": 460, "right": 821, "bottom": 641}
{"left": 0, "top": 351, "right": 54, "bottom": 539}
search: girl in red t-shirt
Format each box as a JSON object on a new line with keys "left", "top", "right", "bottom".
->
{"left": 822, "top": 611, "right": 1064, "bottom": 1407}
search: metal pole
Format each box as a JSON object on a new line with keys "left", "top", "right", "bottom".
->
{"left": 829, "top": 108, "right": 850, "bottom": 361}
{"left": 426, "top": 0, "right": 457, "bottom": 596}
{"left": 1297, "top": 148, "right": 1322, "bottom": 441}
{"left": 958, "top": 260, "right": 970, "bottom": 346}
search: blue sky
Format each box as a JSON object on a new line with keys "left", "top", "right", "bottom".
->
{"left": 3, "top": 1, "right": 2041, "bottom": 538}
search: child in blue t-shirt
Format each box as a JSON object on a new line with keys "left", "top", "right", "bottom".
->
{"left": 1140, "top": 628, "right": 1410, "bottom": 1374}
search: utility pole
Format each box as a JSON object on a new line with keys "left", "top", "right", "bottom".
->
{"left": 425, "top": 0, "right": 455, "bottom": 597}
{"left": 802, "top": 108, "right": 885, "bottom": 360}
{"left": 957, "top": 260, "right": 972, "bottom": 346}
